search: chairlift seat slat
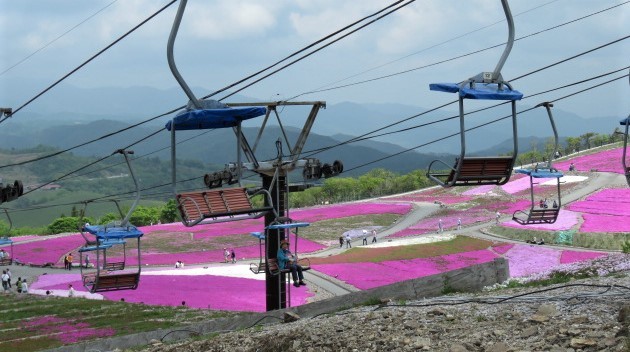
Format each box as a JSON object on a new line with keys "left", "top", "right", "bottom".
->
{"left": 176, "top": 187, "right": 273, "bottom": 227}
{"left": 512, "top": 208, "right": 560, "bottom": 225}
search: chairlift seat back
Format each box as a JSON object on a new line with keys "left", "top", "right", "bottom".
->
{"left": 430, "top": 156, "right": 514, "bottom": 186}
{"left": 512, "top": 208, "right": 560, "bottom": 225}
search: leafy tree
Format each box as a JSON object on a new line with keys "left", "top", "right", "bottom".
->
{"left": 580, "top": 132, "right": 596, "bottom": 149}
{"left": 48, "top": 216, "right": 92, "bottom": 234}
{"left": 160, "top": 199, "right": 179, "bottom": 223}
{"left": 564, "top": 137, "right": 581, "bottom": 155}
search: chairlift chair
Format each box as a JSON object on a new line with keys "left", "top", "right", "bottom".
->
{"left": 265, "top": 218, "right": 311, "bottom": 308}
{"left": 512, "top": 103, "right": 563, "bottom": 225}
{"left": 78, "top": 149, "right": 143, "bottom": 293}
{"left": 0, "top": 179, "right": 23, "bottom": 204}
{"left": 621, "top": 115, "right": 630, "bottom": 186}
{"left": 426, "top": 0, "right": 522, "bottom": 187}
{"left": 0, "top": 209, "right": 14, "bottom": 265}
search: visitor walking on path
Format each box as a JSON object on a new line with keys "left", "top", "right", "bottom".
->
{"left": 437, "top": 219, "right": 443, "bottom": 233}
{"left": 223, "top": 248, "right": 230, "bottom": 263}
{"left": 5, "top": 268, "right": 11, "bottom": 288}
{"left": 231, "top": 249, "right": 236, "bottom": 263}
{"left": 1, "top": 270, "right": 8, "bottom": 291}
{"left": 362, "top": 230, "right": 368, "bottom": 245}
{"left": 68, "top": 284, "right": 75, "bottom": 297}
{"left": 345, "top": 234, "right": 352, "bottom": 248}
{"left": 21, "top": 279, "right": 28, "bottom": 293}
{"left": 338, "top": 236, "right": 344, "bottom": 248}
{"left": 371, "top": 229, "right": 377, "bottom": 243}
{"left": 495, "top": 211, "right": 501, "bottom": 224}
{"left": 457, "top": 218, "right": 462, "bottom": 230}
{"left": 67, "top": 253, "right": 73, "bottom": 270}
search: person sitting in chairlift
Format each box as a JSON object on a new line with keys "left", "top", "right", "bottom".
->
{"left": 552, "top": 200, "right": 558, "bottom": 208}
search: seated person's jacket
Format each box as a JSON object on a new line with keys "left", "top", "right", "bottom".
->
{"left": 277, "top": 248, "right": 296, "bottom": 270}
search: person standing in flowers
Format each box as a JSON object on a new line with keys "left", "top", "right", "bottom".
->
{"left": 277, "top": 240, "right": 305, "bottom": 288}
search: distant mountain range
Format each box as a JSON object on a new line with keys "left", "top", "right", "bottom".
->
{"left": 1, "top": 83, "right": 621, "bottom": 175}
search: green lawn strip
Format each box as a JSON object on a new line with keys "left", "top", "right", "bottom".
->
{"left": 310, "top": 236, "right": 494, "bottom": 264}
{"left": 298, "top": 214, "right": 402, "bottom": 242}
{"left": 0, "top": 295, "right": 237, "bottom": 350}
{"left": 135, "top": 214, "right": 402, "bottom": 254}
{"left": 489, "top": 226, "right": 630, "bottom": 250}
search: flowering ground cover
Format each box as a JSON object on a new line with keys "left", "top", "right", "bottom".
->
{"left": 11, "top": 234, "right": 85, "bottom": 266}
{"left": 31, "top": 268, "right": 313, "bottom": 312}
{"left": 314, "top": 248, "right": 500, "bottom": 290}
{"left": 554, "top": 147, "right": 624, "bottom": 173}
{"left": 566, "top": 188, "right": 630, "bottom": 232}
{"left": 21, "top": 316, "right": 116, "bottom": 344}
{"left": 559, "top": 250, "right": 607, "bottom": 264}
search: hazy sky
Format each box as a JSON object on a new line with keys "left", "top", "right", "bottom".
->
{"left": 1, "top": 0, "right": 628, "bottom": 119}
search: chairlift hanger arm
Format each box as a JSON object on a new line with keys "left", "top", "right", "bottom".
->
{"left": 167, "top": 0, "right": 201, "bottom": 109}
{"left": 534, "top": 102, "right": 559, "bottom": 168}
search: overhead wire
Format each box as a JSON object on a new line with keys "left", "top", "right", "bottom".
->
{"left": 0, "top": 0, "right": 178, "bottom": 124}
{"left": 4, "top": 67, "right": 626, "bottom": 216}
{"left": 0, "top": 0, "right": 119, "bottom": 77}
{"left": 0, "top": 0, "right": 416, "bottom": 169}
{"left": 200, "top": 0, "right": 411, "bottom": 100}
{"left": 287, "top": 1, "right": 629, "bottom": 100}
{"left": 289, "top": 0, "right": 564, "bottom": 99}
{"left": 216, "top": 0, "right": 416, "bottom": 101}
{"left": 2, "top": 2, "right": 627, "bottom": 214}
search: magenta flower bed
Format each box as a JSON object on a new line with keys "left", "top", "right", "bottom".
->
{"left": 559, "top": 250, "right": 607, "bottom": 264}
{"left": 554, "top": 148, "right": 624, "bottom": 173}
{"left": 501, "top": 210, "right": 579, "bottom": 231}
{"left": 503, "top": 244, "right": 561, "bottom": 277}
{"left": 22, "top": 316, "right": 116, "bottom": 344}
{"left": 13, "top": 234, "right": 85, "bottom": 266}
{"left": 491, "top": 243, "right": 514, "bottom": 255}
{"left": 32, "top": 273, "right": 313, "bottom": 312}
{"left": 579, "top": 214, "right": 630, "bottom": 233}
{"left": 315, "top": 249, "right": 499, "bottom": 290}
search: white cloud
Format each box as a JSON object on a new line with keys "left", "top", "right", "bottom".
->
{"left": 185, "top": 0, "right": 278, "bottom": 40}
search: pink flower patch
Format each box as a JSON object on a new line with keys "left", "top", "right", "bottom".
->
{"left": 554, "top": 148, "right": 625, "bottom": 173}
{"left": 504, "top": 244, "right": 561, "bottom": 277}
{"left": 33, "top": 274, "right": 313, "bottom": 312}
{"left": 315, "top": 249, "right": 499, "bottom": 290}
{"left": 579, "top": 214, "right": 630, "bottom": 233}
{"left": 559, "top": 250, "right": 607, "bottom": 264}
{"left": 491, "top": 243, "right": 514, "bottom": 255}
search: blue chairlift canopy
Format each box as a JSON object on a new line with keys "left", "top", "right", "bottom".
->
{"left": 0, "top": 237, "right": 13, "bottom": 246}
{"left": 515, "top": 168, "right": 563, "bottom": 178}
{"left": 266, "top": 222, "right": 310, "bottom": 230}
{"left": 430, "top": 82, "right": 523, "bottom": 101}
{"left": 84, "top": 225, "right": 143, "bottom": 240}
{"left": 620, "top": 117, "right": 630, "bottom": 126}
{"left": 250, "top": 231, "right": 265, "bottom": 240}
{"left": 165, "top": 106, "right": 267, "bottom": 131}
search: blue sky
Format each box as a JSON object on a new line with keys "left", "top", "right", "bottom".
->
{"left": 1, "top": 0, "right": 628, "bottom": 119}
